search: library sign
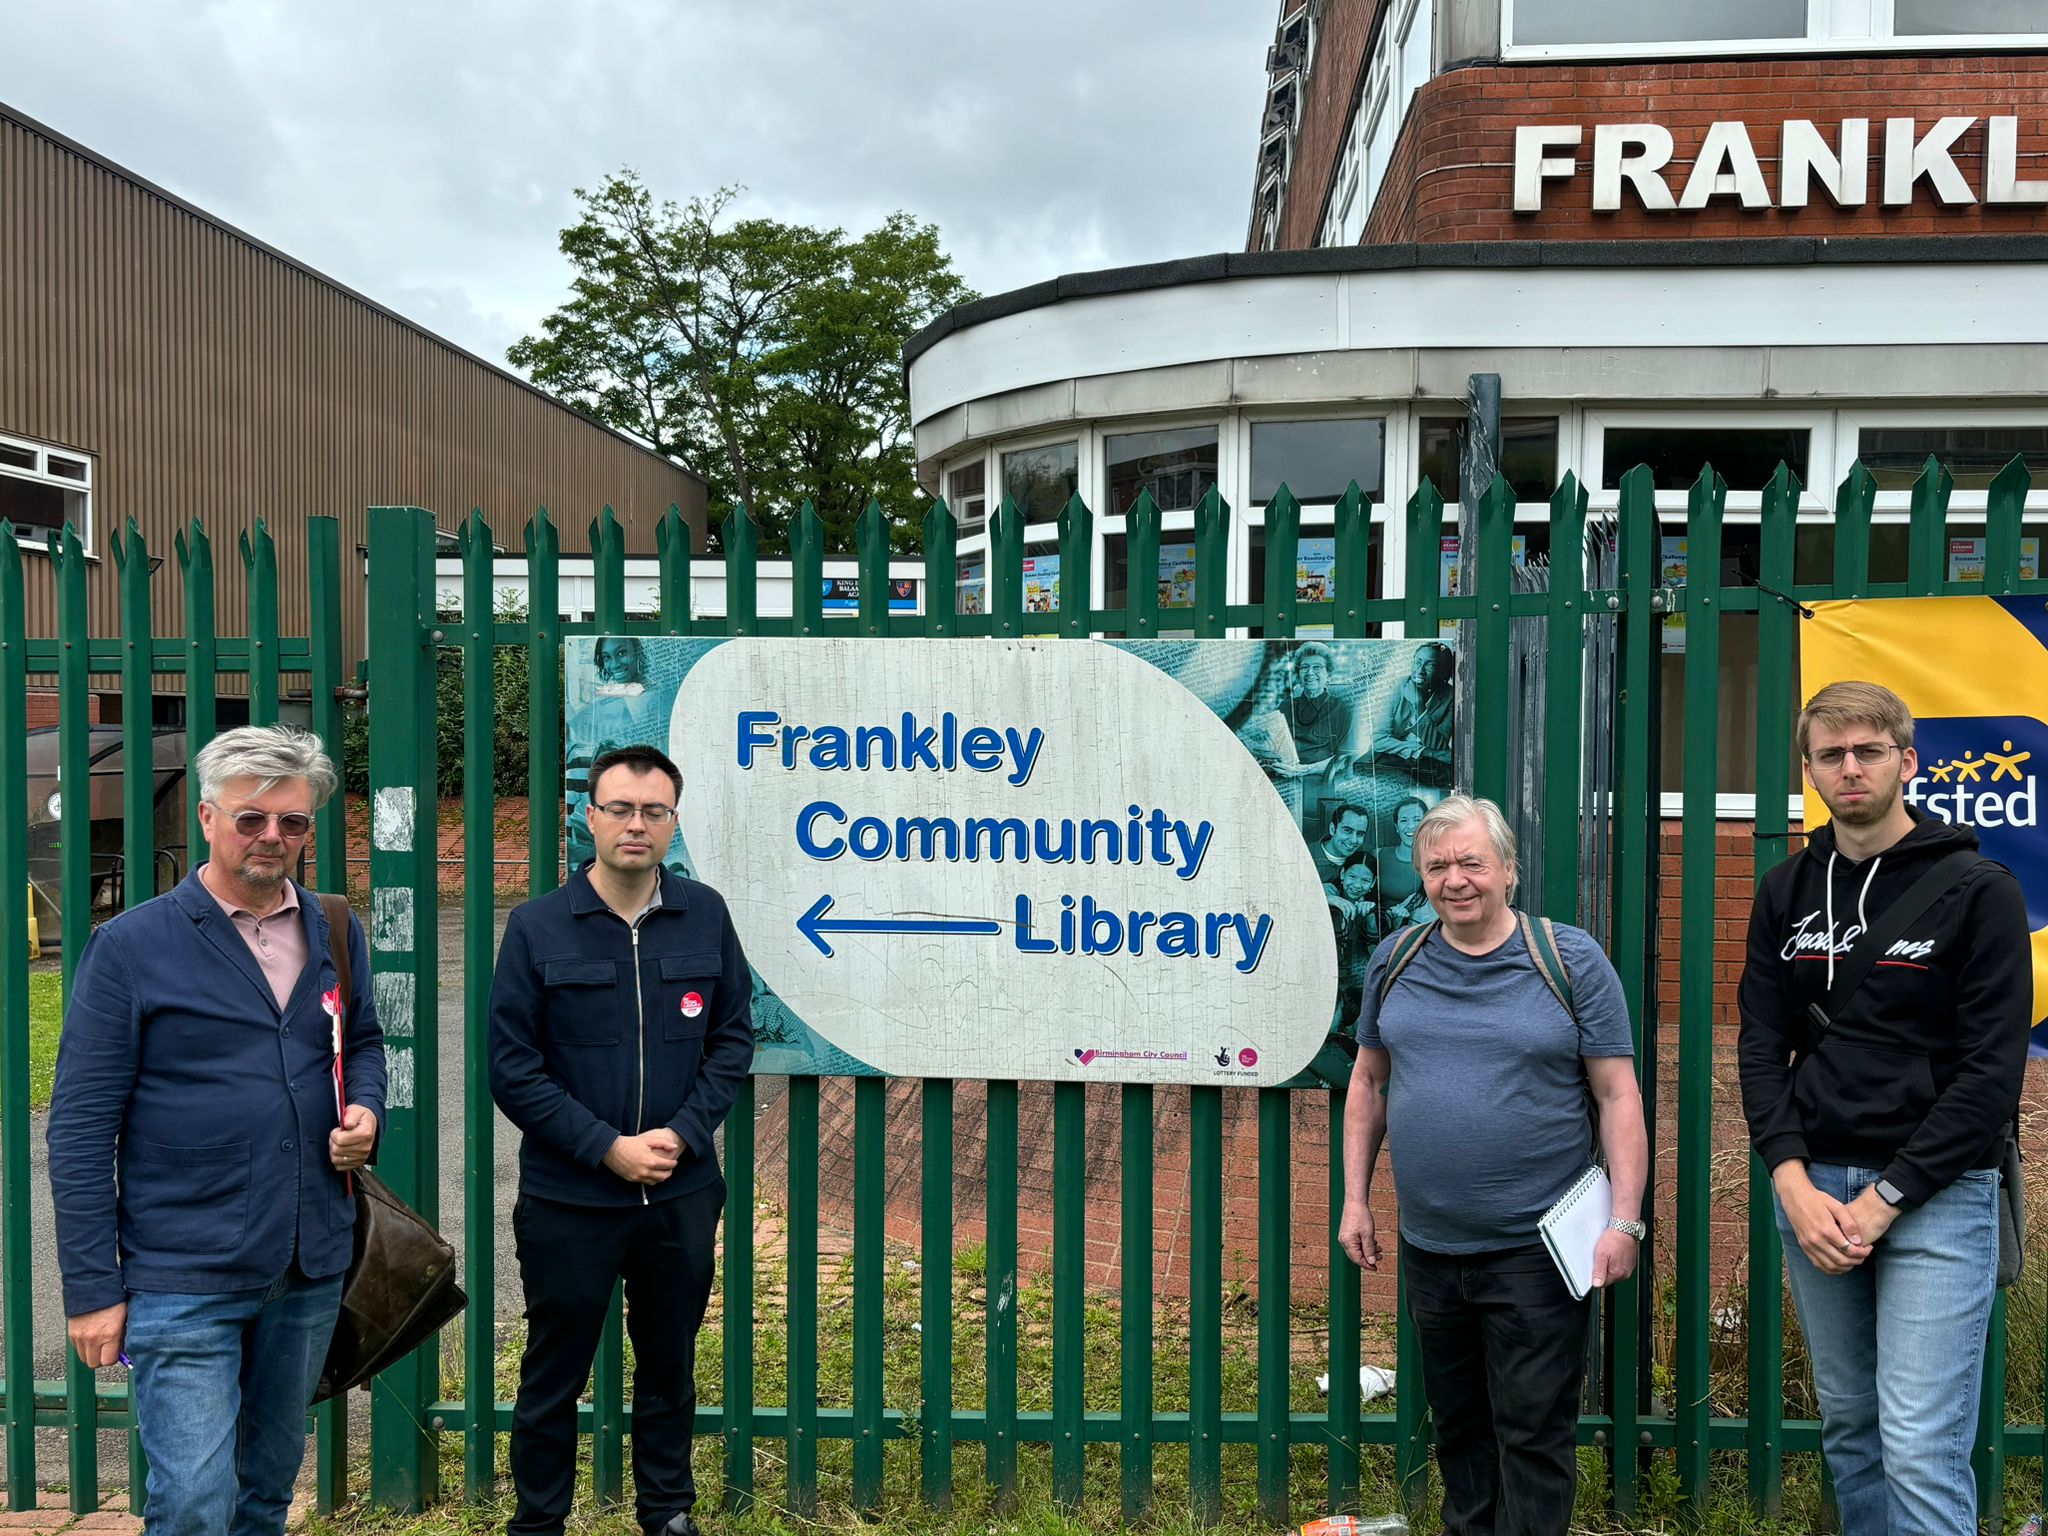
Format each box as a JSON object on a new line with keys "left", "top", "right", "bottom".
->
{"left": 1513, "top": 115, "right": 2048, "bottom": 212}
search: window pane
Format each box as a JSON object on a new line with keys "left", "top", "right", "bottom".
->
{"left": 0, "top": 443, "right": 33, "bottom": 471}
{"left": 46, "top": 454, "right": 88, "bottom": 483}
{"left": 1513, "top": 0, "right": 1805, "bottom": 43}
{"left": 1001, "top": 442, "right": 1078, "bottom": 526}
{"left": 947, "top": 461, "right": 987, "bottom": 536}
{"left": 1895, "top": 0, "right": 2048, "bottom": 33}
{"left": 1857, "top": 426, "right": 2048, "bottom": 491}
{"left": 1250, "top": 418, "right": 1385, "bottom": 504}
{"left": 1246, "top": 526, "right": 1384, "bottom": 638}
{"left": 1105, "top": 427, "right": 1218, "bottom": 515}
{"left": 1105, "top": 537, "right": 1199, "bottom": 626}
{"left": 956, "top": 554, "right": 986, "bottom": 616}
{"left": 1601, "top": 426, "right": 1809, "bottom": 492}
{"left": 0, "top": 476, "right": 71, "bottom": 531}
{"left": 1417, "top": 417, "right": 1559, "bottom": 502}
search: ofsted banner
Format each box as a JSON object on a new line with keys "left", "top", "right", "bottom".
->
{"left": 1802, "top": 596, "right": 2048, "bottom": 1054}
{"left": 563, "top": 636, "right": 1455, "bottom": 1085}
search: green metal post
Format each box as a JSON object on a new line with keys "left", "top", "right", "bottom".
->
{"left": 1188, "top": 1081, "right": 1223, "bottom": 1524}
{"left": 1833, "top": 466, "right": 1876, "bottom": 599}
{"left": 1057, "top": 494, "right": 1094, "bottom": 639}
{"left": 460, "top": 511, "right": 498, "bottom": 1502}
{"left": 920, "top": 1075, "right": 955, "bottom": 1508}
{"left": 1052, "top": 1082, "right": 1085, "bottom": 1509}
{"left": 1256, "top": 1086, "right": 1292, "bottom": 1526}
{"left": 989, "top": 498, "right": 1022, "bottom": 641}
{"left": 1327, "top": 480, "right": 1371, "bottom": 1517}
{"left": 984, "top": 1079, "right": 1020, "bottom": 1511}
{"left": 1120, "top": 1084, "right": 1154, "bottom": 1520}
{"left": 1674, "top": 468, "right": 1727, "bottom": 1517}
{"left": 1608, "top": 466, "right": 1661, "bottom": 1520}
{"left": 588, "top": 508, "right": 627, "bottom": 1511}
{"left": 1194, "top": 487, "right": 1228, "bottom": 639}
{"left": 307, "top": 516, "right": 349, "bottom": 1514}
{"left": 1264, "top": 486, "right": 1301, "bottom": 635}
{"left": 786, "top": 1075, "right": 819, "bottom": 1517}
{"left": 1747, "top": 466, "right": 1799, "bottom": 1519}
{"left": 178, "top": 522, "right": 217, "bottom": 864}
{"left": 1127, "top": 490, "right": 1160, "bottom": 640}
{"left": 365, "top": 506, "right": 443, "bottom": 1510}
{"left": 240, "top": 519, "right": 280, "bottom": 725}
{"left": 527, "top": 510, "right": 562, "bottom": 896}
{"left": 1469, "top": 474, "right": 1515, "bottom": 805}
{"left": 1395, "top": 481, "right": 1444, "bottom": 1517}
{"left": 0, "top": 528, "right": 34, "bottom": 1511}
{"left": 117, "top": 521, "right": 155, "bottom": 907}
{"left": 656, "top": 505, "right": 693, "bottom": 635}
{"left": 1541, "top": 475, "right": 1589, "bottom": 922}
{"left": 1906, "top": 457, "right": 1953, "bottom": 596}
{"left": 53, "top": 525, "right": 99, "bottom": 1512}
{"left": 1984, "top": 457, "right": 2029, "bottom": 592}
{"left": 724, "top": 505, "right": 758, "bottom": 637}
{"left": 790, "top": 502, "right": 823, "bottom": 636}
{"left": 857, "top": 498, "right": 890, "bottom": 639}
{"left": 852, "top": 1072, "right": 886, "bottom": 1514}
{"left": 721, "top": 1075, "right": 756, "bottom": 1514}
{"left": 923, "top": 499, "right": 959, "bottom": 641}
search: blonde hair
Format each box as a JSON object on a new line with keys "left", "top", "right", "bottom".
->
{"left": 1798, "top": 681, "right": 1914, "bottom": 759}
{"left": 1411, "top": 793, "right": 1518, "bottom": 901}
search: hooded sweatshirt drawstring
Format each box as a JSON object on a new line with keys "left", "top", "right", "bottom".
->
{"left": 1823, "top": 851, "right": 1885, "bottom": 994}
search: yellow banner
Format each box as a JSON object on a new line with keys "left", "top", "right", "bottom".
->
{"left": 1803, "top": 596, "right": 2048, "bottom": 1047}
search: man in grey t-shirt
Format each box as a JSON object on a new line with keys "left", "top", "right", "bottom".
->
{"left": 1338, "top": 795, "right": 1648, "bottom": 1536}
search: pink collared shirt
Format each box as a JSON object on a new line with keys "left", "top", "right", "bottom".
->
{"left": 200, "top": 867, "right": 310, "bottom": 1010}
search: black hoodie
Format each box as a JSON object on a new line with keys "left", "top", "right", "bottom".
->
{"left": 1737, "top": 809, "right": 2031, "bottom": 1207}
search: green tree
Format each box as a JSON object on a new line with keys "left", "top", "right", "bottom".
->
{"left": 508, "top": 175, "right": 974, "bottom": 554}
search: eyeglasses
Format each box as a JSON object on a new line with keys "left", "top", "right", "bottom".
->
{"left": 1807, "top": 743, "right": 1902, "bottom": 771}
{"left": 1422, "top": 855, "right": 1493, "bottom": 880}
{"left": 592, "top": 801, "right": 677, "bottom": 825}
{"left": 217, "top": 807, "right": 314, "bottom": 839}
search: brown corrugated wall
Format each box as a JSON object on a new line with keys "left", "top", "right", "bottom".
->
{"left": 0, "top": 104, "right": 707, "bottom": 684}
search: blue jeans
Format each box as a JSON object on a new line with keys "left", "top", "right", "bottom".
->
{"left": 1776, "top": 1162, "right": 1998, "bottom": 1536}
{"left": 125, "top": 1267, "right": 344, "bottom": 1536}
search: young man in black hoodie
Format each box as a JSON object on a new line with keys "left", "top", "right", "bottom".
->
{"left": 1739, "top": 681, "right": 2030, "bottom": 1536}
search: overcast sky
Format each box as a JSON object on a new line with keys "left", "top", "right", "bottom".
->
{"left": 5, "top": 1, "right": 1276, "bottom": 367}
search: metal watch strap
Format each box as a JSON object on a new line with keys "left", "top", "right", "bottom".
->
{"left": 1608, "top": 1217, "right": 1647, "bottom": 1240}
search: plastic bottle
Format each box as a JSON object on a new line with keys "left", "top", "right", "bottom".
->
{"left": 1295, "top": 1516, "right": 1410, "bottom": 1536}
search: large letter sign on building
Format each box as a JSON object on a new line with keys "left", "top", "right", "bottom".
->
{"left": 565, "top": 636, "right": 1453, "bottom": 1084}
{"left": 1802, "top": 597, "right": 2048, "bottom": 1055}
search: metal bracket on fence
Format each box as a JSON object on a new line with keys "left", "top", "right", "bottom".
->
{"left": 334, "top": 684, "right": 367, "bottom": 704}
{"left": 1754, "top": 580, "right": 1815, "bottom": 619}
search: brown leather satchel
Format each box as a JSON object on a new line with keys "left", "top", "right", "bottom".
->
{"left": 311, "top": 892, "right": 467, "bottom": 1405}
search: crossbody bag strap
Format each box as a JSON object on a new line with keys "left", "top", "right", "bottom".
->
{"left": 1810, "top": 849, "right": 1983, "bottom": 1038}
{"left": 1376, "top": 919, "right": 1440, "bottom": 1010}
{"left": 317, "top": 891, "right": 354, "bottom": 1004}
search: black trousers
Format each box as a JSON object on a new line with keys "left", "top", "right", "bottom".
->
{"left": 1401, "top": 1237, "right": 1592, "bottom": 1536}
{"left": 509, "top": 1182, "right": 725, "bottom": 1536}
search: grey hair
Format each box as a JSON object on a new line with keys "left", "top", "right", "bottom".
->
{"left": 193, "top": 725, "right": 339, "bottom": 807}
{"left": 1411, "top": 793, "right": 1518, "bottom": 900}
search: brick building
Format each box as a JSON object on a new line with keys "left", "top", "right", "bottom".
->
{"left": 875, "top": 4, "right": 2048, "bottom": 1316}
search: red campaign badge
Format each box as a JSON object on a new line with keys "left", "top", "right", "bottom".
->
{"left": 681, "top": 991, "right": 704, "bottom": 1019}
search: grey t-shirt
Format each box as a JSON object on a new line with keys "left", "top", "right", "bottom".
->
{"left": 1356, "top": 920, "right": 1634, "bottom": 1255}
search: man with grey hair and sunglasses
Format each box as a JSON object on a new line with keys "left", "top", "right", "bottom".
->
{"left": 48, "top": 724, "right": 384, "bottom": 1536}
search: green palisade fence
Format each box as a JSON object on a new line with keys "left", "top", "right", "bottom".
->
{"left": 0, "top": 453, "right": 2043, "bottom": 1525}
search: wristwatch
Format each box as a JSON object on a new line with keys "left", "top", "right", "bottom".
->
{"left": 1608, "top": 1217, "right": 1647, "bottom": 1241}
{"left": 1874, "top": 1178, "right": 1912, "bottom": 1209}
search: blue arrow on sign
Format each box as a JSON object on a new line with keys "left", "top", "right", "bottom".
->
{"left": 797, "top": 894, "right": 1003, "bottom": 957}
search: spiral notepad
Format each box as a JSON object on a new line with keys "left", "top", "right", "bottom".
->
{"left": 1538, "top": 1165, "right": 1612, "bottom": 1299}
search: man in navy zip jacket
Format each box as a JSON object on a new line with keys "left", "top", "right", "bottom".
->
{"left": 490, "top": 744, "right": 754, "bottom": 1536}
{"left": 1739, "top": 681, "right": 2030, "bottom": 1536}
{"left": 47, "top": 726, "right": 384, "bottom": 1536}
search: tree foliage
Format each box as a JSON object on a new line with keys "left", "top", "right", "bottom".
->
{"left": 508, "top": 175, "right": 974, "bottom": 554}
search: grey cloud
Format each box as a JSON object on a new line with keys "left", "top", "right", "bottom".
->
{"left": 3, "top": 0, "right": 1274, "bottom": 362}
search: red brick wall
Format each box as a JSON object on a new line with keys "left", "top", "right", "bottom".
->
{"left": 1276, "top": 0, "right": 1386, "bottom": 251}
{"left": 1355, "top": 54, "right": 2048, "bottom": 245}
{"left": 23, "top": 688, "right": 99, "bottom": 727}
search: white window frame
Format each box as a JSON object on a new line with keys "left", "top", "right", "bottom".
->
{"left": 1582, "top": 408, "right": 1835, "bottom": 517}
{"left": 1, "top": 432, "right": 93, "bottom": 555}
{"left": 1500, "top": 0, "right": 2048, "bottom": 60}
{"left": 1837, "top": 407, "right": 2048, "bottom": 517}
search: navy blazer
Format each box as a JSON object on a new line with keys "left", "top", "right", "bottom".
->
{"left": 46, "top": 868, "right": 387, "bottom": 1316}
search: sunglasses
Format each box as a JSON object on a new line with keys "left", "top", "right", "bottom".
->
{"left": 217, "top": 807, "right": 314, "bottom": 839}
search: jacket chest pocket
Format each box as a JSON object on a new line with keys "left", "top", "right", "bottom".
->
{"left": 661, "top": 952, "right": 720, "bottom": 1041}
{"left": 541, "top": 958, "right": 622, "bottom": 1045}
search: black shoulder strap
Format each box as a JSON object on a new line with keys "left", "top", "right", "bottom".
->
{"left": 1814, "top": 849, "right": 1982, "bottom": 1033}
